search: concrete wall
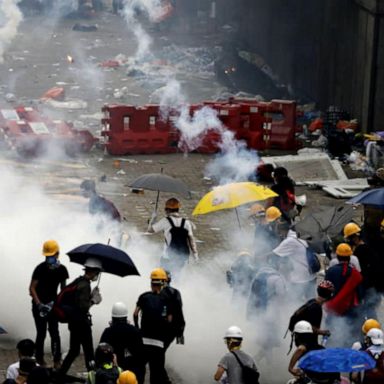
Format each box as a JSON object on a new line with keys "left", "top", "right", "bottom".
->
{"left": 221, "top": 0, "right": 384, "bottom": 132}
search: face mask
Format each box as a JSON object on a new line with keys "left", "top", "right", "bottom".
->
{"left": 46, "top": 256, "right": 58, "bottom": 266}
{"left": 91, "top": 273, "right": 99, "bottom": 282}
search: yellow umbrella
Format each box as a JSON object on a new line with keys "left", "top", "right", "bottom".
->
{"left": 192, "top": 182, "right": 278, "bottom": 216}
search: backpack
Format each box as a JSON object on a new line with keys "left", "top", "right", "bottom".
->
{"left": 231, "top": 351, "right": 260, "bottom": 384}
{"left": 250, "top": 271, "right": 275, "bottom": 310}
{"left": 52, "top": 278, "right": 81, "bottom": 323}
{"left": 288, "top": 299, "right": 318, "bottom": 333}
{"left": 167, "top": 217, "right": 190, "bottom": 256}
{"left": 295, "top": 238, "right": 321, "bottom": 274}
{"left": 94, "top": 366, "right": 121, "bottom": 384}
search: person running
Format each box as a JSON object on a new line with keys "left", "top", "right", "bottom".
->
{"left": 6, "top": 339, "right": 36, "bottom": 380}
{"left": 148, "top": 198, "right": 198, "bottom": 277}
{"left": 29, "top": 240, "right": 69, "bottom": 368}
{"left": 214, "top": 326, "right": 259, "bottom": 384}
{"left": 86, "top": 343, "right": 122, "bottom": 384}
{"left": 57, "top": 258, "right": 103, "bottom": 377}
{"left": 133, "top": 269, "right": 172, "bottom": 384}
{"left": 288, "top": 321, "right": 340, "bottom": 384}
{"left": 161, "top": 270, "right": 186, "bottom": 349}
{"left": 100, "top": 302, "right": 145, "bottom": 384}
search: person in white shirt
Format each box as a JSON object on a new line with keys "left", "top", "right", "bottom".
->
{"left": 272, "top": 226, "right": 317, "bottom": 301}
{"left": 148, "top": 198, "right": 198, "bottom": 278}
{"left": 6, "top": 339, "right": 36, "bottom": 380}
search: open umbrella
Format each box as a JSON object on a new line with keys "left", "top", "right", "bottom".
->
{"left": 298, "top": 348, "right": 376, "bottom": 373}
{"left": 129, "top": 171, "right": 191, "bottom": 212}
{"left": 192, "top": 182, "right": 277, "bottom": 227}
{"left": 294, "top": 204, "right": 354, "bottom": 253}
{"left": 346, "top": 187, "right": 384, "bottom": 208}
{"left": 0, "top": 325, "right": 6, "bottom": 334}
{"left": 67, "top": 243, "right": 140, "bottom": 277}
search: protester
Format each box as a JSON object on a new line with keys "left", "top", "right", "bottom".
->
{"left": 148, "top": 198, "right": 198, "bottom": 277}
{"left": 288, "top": 280, "right": 334, "bottom": 343}
{"left": 27, "top": 366, "right": 51, "bottom": 384}
{"left": 161, "top": 270, "right": 186, "bottom": 349}
{"left": 58, "top": 258, "right": 103, "bottom": 377}
{"left": 324, "top": 243, "right": 364, "bottom": 344}
{"left": 133, "top": 269, "right": 172, "bottom": 384}
{"left": 263, "top": 206, "right": 284, "bottom": 249}
{"left": 100, "top": 302, "right": 145, "bottom": 384}
{"left": 352, "top": 318, "right": 382, "bottom": 351}
{"left": 226, "top": 250, "right": 255, "bottom": 303}
{"left": 80, "top": 179, "right": 121, "bottom": 222}
{"left": 6, "top": 339, "right": 36, "bottom": 380}
{"left": 214, "top": 326, "right": 259, "bottom": 384}
{"left": 288, "top": 321, "right": 340, "bottom": 384}
{"left": 351, "top": 328, "right": 384, "bottom": 384}
{"left": 270, "top": 166, "right": 298, "bottom": 223}
{"left": 272, "top": 223, "right": 317, "bottom": 300}
{"left": 29, "top": 240, "right": 69, "bottom": 368}
{"left": 86, "top": 343, "right": 122, "bottom": 384}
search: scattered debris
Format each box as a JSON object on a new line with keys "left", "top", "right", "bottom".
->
{"left": 43, "top": 99, "right": 88, "bottom": 109}
{"left": 72, "top": 23, "right": 98, "bottom": 32}
{"left": 41, "top": 87, "right": 65, "bottom": 101}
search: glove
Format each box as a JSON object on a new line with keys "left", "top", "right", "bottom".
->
{"left": 91, "top": 287, "right": 102, "bottom": 305}
{"left": 38, "top": 303, "right": 53, "bottom": 318}
{"left": 176, "top": 336, "right": 185, "bottom": 345}
{"left": 192, "top": 253, "right": 199, "bottom": 263}
{"left": 147, "top": 211, "right": 158, "bottom": 231}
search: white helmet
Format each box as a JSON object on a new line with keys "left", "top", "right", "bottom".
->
{"left": 112, "top": 302, "right": 128, "bottom": 318}
{"left": 224, "top": 326, "right": 243, "bottom": 339}
{"left": 367, "top": 328, "right": 384, "bottom": 345}
{"left": 84, "top": 257, "right": 103, "bottom": 270}
{"left": 293, "top": 321, "right": 313, "bottom": 334}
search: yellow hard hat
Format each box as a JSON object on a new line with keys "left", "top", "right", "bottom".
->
{"left": 381, "top": 219, "right": 384, "bottom": 229}
{"left": 42, "top": 240, "right": 59, "bottom": 256}
{"left": 362, "top": 319, "right": 381, "bottom": 334}
{"left": 150, "top": 268, "right": 167, "bottom": 282}
{"left": 265, "top": 206, "right": 282, "bottom": 222}
{"left": 165, "top": 198, "right": 180, "bottom": 210}
{"left": 343, "top": 223, "right": 361, "bottom": 238}
{"left": 117, "top": 370, "right": 138, "bottom": 384}
{"left": 237, "top": 250, "right": 251, "bottom": 257}
{"left": 336, "top": 243, "right": 352, "bottom": 257}
{"left": 249, "top": 203, "right": 265, "bottom": 217}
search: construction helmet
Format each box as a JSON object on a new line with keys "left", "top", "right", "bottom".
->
{"left": 336, "top": 243, "right": 352, "bottom": 257}
{"left": 111, "top": 302, "right": 128, "bottom": 318}
{"left": 362, "top": 319, "right": 381, "bottom": 334}
{"left": 237, "top": 250, "right": 251, "bottom": 257}
{"left": 249, "top": 203, "right": 265, "bottom": 217}
{"left": 84, "top": 257, "right": 103, "bottom": 270}
{"left": 224, "top": 326, "right": 243, "bottom": 339}
{"left": 165, "top": 198, "right": 180, "bottom": 210}
{"left": 150, "top": 268, "right": 167, "bottom": 282}
{"left": 265, "top": 206, "right": 282, "bottom": 222}
{"left": 343, "top": 222, "right": 361, "bottom": 238}
{"left": 293, "top": 320, "right": 313, "bottom": 334}
{"left": 367, "top": 328, "right": 384, "bottom": 345}
{"left": 117, "top": 371, "right": 138, "bottom": 384}
{"left": 42, "top": 240, "right": 59, "bottom": 256}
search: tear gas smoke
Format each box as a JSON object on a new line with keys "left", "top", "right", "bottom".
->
{"left": 0, "top": 0, "right": 23, "bottom": 64}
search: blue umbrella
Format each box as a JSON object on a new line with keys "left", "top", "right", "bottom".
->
{"left": 67, "top": 243, "right": 140, "bottom": 277}
{"left": 346, "top": 188, "right": 384, "bottom": 208}
{"left": 298, "top": 348, "right": 376, "bottom": 373}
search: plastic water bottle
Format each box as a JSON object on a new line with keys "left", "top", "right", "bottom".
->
{"left": 321, "top": 335, "right": 329, "bottom": 347}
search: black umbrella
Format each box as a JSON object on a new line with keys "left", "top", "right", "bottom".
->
{"left": 67, "top": 243, "right": 140, "bottom": 277}
{"left": 129, "top": 170, "right": 191, "bottom": 211}
{"left": 294, "top": 205, "right": 355, "bottom": 253}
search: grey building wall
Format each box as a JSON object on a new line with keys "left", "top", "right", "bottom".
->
{"left": 216, "top": 0, "right": 384, "bottom": 132}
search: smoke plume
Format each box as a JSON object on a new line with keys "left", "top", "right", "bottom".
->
{"left": 0, "top": 0, "right": 23, "bottom": 64}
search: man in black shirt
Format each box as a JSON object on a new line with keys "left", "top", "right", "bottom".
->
{"left": 100, "top": 302, "right": 145, "bottom": 384}
{"left": 161, "top": 270, "right": 185, "bottom": 349}
{"left": 133, "top": 269, "right": 172, "bottom": 384}
{"left": 29, "top": 240, "right": 69, "bottom": 368}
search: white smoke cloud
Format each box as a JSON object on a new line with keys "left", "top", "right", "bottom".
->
{"left": 0, "top": 0, "right": 23, "bottom": 64}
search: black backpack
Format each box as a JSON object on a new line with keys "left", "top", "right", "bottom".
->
{"left": 94, "top": 366, "right": 121, "bottom": 384}
{"left": 167, "top": 217, "right": 190, "bottom": 256}
{"left": 287, "top": 299, "right": 317, "bottom": 333}
{"left": 52, "top": 278, "right": 81, "bottom": 323}
{"left": 231, "top": 351, "right": 260, "bottom": 384}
